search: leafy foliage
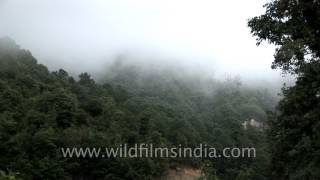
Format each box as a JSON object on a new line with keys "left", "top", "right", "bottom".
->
{"left": 249, "top": 0, "right": 320, "bottom": 179}
{"left": 248, "top": 0, "right": 320, "bottom": 73}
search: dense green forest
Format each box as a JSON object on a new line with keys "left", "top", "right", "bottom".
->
{"left": 0, "top": 37, "right": 277, "bottom": 180}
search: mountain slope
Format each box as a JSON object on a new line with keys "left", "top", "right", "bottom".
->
{"left": 0, "top": 37, "right": 275, "bottom": 180}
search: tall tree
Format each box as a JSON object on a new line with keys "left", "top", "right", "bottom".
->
{"left": 249, "top": 0, "right": 320, "bottom": 179}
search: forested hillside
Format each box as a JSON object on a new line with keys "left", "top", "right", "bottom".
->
{"left": 0, "top": 37, "right": 277, "bottom": 180}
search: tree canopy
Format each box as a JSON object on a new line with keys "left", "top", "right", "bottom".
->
{"left": 248, "top": 0, "right": 320, "bottom": 73}
{"left": 249, "top": 0, "right": 320, "bottom": 179}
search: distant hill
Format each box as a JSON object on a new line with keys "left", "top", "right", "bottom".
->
{"left": 0, "top": 37, "right": 275, "bottom": 180}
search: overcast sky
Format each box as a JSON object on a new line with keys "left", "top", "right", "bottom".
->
{"left": 0, "top": 0, "right": 283, "bottom": 80}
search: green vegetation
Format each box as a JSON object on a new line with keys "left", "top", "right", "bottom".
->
{"left": 249, "top": 0, "right": 320, "bottom": 179}
{"left": 0, "top": 37, "right": 277, "bottom": 179}
{"left": 0, "top": 0, "right": 317, "bottom": 179}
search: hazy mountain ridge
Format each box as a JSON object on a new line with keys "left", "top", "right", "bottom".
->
{"left": 0, "top": 37, "right": 274, "bottom": 179}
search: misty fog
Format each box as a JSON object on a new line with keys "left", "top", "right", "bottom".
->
{"left": 0, "top": 0, "right": 291, "bottom": 90}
